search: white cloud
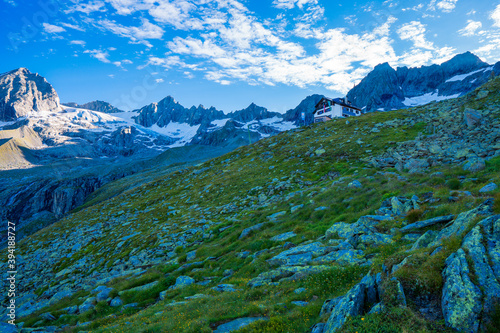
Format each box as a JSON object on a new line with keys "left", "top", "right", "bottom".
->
{"left": 429, "top": 0, "right": 458, "bottom": 13}
{"left": 65, "top": 1, "right": 105, "bottom": 14}
{"left": 84, "top": 49, "right": 111, "bottom": 63}
{"left": 161, "top": 15, "right": 399, "bottom": 93}
{"left": 491, "top": 4, "right": 500, "bottom": 28}
{"left": 397, "top": 21, "right": 434, "bottom": 50}
{"left": 99, "top": 19, "right": 164, "bottom": 46}
{"left": 122, "top": 59, "right": 133, "bottom": 64}
{"left": 43, "top": 23, "right": 66, "bottom": 34}
{"left": 61, "top": 23, "right": 85, "bottom": 32}
{"left": 436, "top": 0, "right": 458, "bottom": 12}
{"left": 273, "top": 0, "right": 319, "bottom": 10}
{"left": 3, "top": 0, "right": 16, "bottom": 6}
{"left": 458, "top": 20, "right": 482, "bottom": 36}
{"left": 155, "top": 78, "right": 164, "bottom": 83}
{"left": 402, "top": 3, "right": 424, "bottom": 12}
{"left": 70, "top": 40, "right": 86, "bottom": 46}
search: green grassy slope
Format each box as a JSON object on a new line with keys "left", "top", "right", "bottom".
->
{"left": 12, "top": 77, "right": 500, "bottom": 332}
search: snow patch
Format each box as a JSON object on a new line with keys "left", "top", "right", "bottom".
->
{"left": 402, "top": 92, "right": 461, "bottom": 107}
{"left": 446, "top": 66, "right": 493, "bottom": 83}
{"left": 149, "top": 122, "right": 200, "bottom": 148}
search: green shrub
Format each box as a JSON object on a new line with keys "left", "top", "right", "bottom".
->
{"left": 406, "top": 209, "right": 424, "bottom": 224}
{"left": 447, "top": 179, "right": 461, "bottom": 190}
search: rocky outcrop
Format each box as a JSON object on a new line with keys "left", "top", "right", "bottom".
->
{"left": 0, "top": 175, "right": 103, "bottom": 243}
{"left": 442, "top": 215, "right": 500, "bottom": 332}
{"left": 369, "top": 87, "right": 500, "bottom": 173}
{"left": 347, "top": 52, "right": 499, "bottom": 112}
{"left": 0, "top": 68, "right": 61, "bottom": 121}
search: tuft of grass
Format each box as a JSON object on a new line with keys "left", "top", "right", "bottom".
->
{"left": 406, "top": 209, "right": 425, "bottom": 224}
{"left": 447, "top": 179, "right": 461, "bottom": 190}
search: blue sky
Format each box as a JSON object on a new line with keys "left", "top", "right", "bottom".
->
{"left": 1, "top": 0, "right": 500, "bottom": 113}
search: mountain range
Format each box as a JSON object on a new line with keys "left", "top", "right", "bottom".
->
{"left": 1, "top": 51, "right": 499, "bottom": 245}
{"left": 2, "top": 67, "right": 500, "bottom": 333}
{"left": 347, "top": 51, "right": 500, "bottom": 112}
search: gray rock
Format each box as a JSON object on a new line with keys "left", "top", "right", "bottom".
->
{"left": 311, "top": 323, "right": 325, "bottom": 333}
{"left": 462, "top": 157, "right": 485, "bottom": 172}
{"left": 291, "top": 204, "right": 304, "bottom": 213}
{"left": 461, "top": 216, "right": 500, "bottom": 317}
{"left": 213, "top": 317, "right": 268, "bottom": 333}
{"left": 291, "top": 301, "right": 308, "bottom": 306}
{"left": 186, "top": 250, "right": 197, "bottom": 261}
{"left": 479, "top": 183, "right": 498, "bottom": 193}
{"left": 400, "top": 215, "right": 454, "bottom": 233}
{"left": 110, "top": 297, "right": 123, "bottom": 307}
{"left": 320, "top": 297, "right": 343, "bottom": 316}
{"left": 92, "top": 286, "right": 114, "bottom": 302}
{"left": 17, "top": 299, "right": 49, "bottom": 317}
{"left": 442, "top": 249, "right": 482, "bottom": 332}
{"left": 47, "top": 290, "right": 73, "bottom": 306}
{"left": 65, "top": 305, "right": 78, "bottom": 314}
{"left": 323, "top": 283, "right": 365, "bottom": 332}
{"left": 40, "top": 312, "right": 56, "bottom": 321}
{"left": 169, "top": 276, "right": 195, "bottom": 290}
{"left": 312, "top": 249, "right": 366, "bottom": 266}
{"left": 212, "top": 284, "right": 238, "bottom": 292}
{"left": 294, "top": 287, "right": 306, "bottom": 294}
{"left": 429, "top": 200, "right": 493, "bottom": 247}
{"left": 78, "top": 297, "right": 96, "bottom": 313}
{"left": 119, "top": 281, "right": 159, "bottom": 295}
{"left": 0, "top": 322, "right": 17, "bottom": 333}
{"left": 410, "top": 230, "right": 438, "bottom": 250}
{"left": 464, "top": 108, "right": 482, "bottom": 128}
{"left": 239, "top": 223, "right": 265, "bottom": 239}
{"left": 347, "top": 180, "right": 362, "bottom": 188}
{"left": 271, "top": 231, "right": 296, "bottom": 241}
{"left": 123, "top": 303, "right": 138, "bottom": 309}
{"left": 267, "top": 242, "right": 326, "bottom": 266}
{"left": 267, "top": 211, "right": 287, "bottom": 222}
{"left": 367, "top": 302, "right": 385, "bottom": 314}
{"left": 404, "top": 158, "right": 429, "bottom": 173}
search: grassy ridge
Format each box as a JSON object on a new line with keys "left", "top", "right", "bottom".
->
{"left": 15, "top": 78, "right": 500, "bottom": 332}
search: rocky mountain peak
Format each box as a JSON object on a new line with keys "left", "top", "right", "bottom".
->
{"left": 0, "top": 67, "right": 61, "bottom": 121}
{"left": 62, "top": 100, "right": 124, "bottom": 113}
{"left": 441, "top": 51, "right": 489, "bottom": 76}
{"left": 347, "top": 52, "right": 499, "bottom": 112}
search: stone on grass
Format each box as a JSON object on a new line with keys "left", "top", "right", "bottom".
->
{"left": 212, "top": 284, "right": 238, "bottom": 292}
{"left": 110, "top": 297, "right": 123, "bottom": 307}
{"left": 400, "top": 215, "right": 454, "bottom": 233}
{"left": 48, "top": 290, "right": 74, "bottom": 306}
{"left": 239, "top": 223, "right": 265, "bottom": 239}
{"left": 479, "top": 183, "right": 497, "bottom": 193}
{"left": 271, "top": 231, "right": 296, "bottom": 241}
{"left": 214, "top": 317, "right": 268, "bottom": 333}
{"left": 169, "top": 276, "right": 195, "bottom": 290}
{"left": 347, "top": 180, "right": 362, "bottom": 188}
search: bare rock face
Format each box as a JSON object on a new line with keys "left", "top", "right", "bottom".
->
{"left": 0, "top": 68, "right": 61, "bottom": 121}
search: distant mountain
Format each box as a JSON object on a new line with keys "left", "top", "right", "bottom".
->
{"left": 62, "top": 100, "right": 124, "bottom": 113}
{"left": 133, "top": 97, "right": 295, "bottom": 147}
{"left": 0, "top": 68, "right": 61, "bottom": 121}
{"left": 283, "top": 94, "right": 324, "bottom": 125}
{"left": 347, "top": 51, "right": 500, "bottom": 112}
